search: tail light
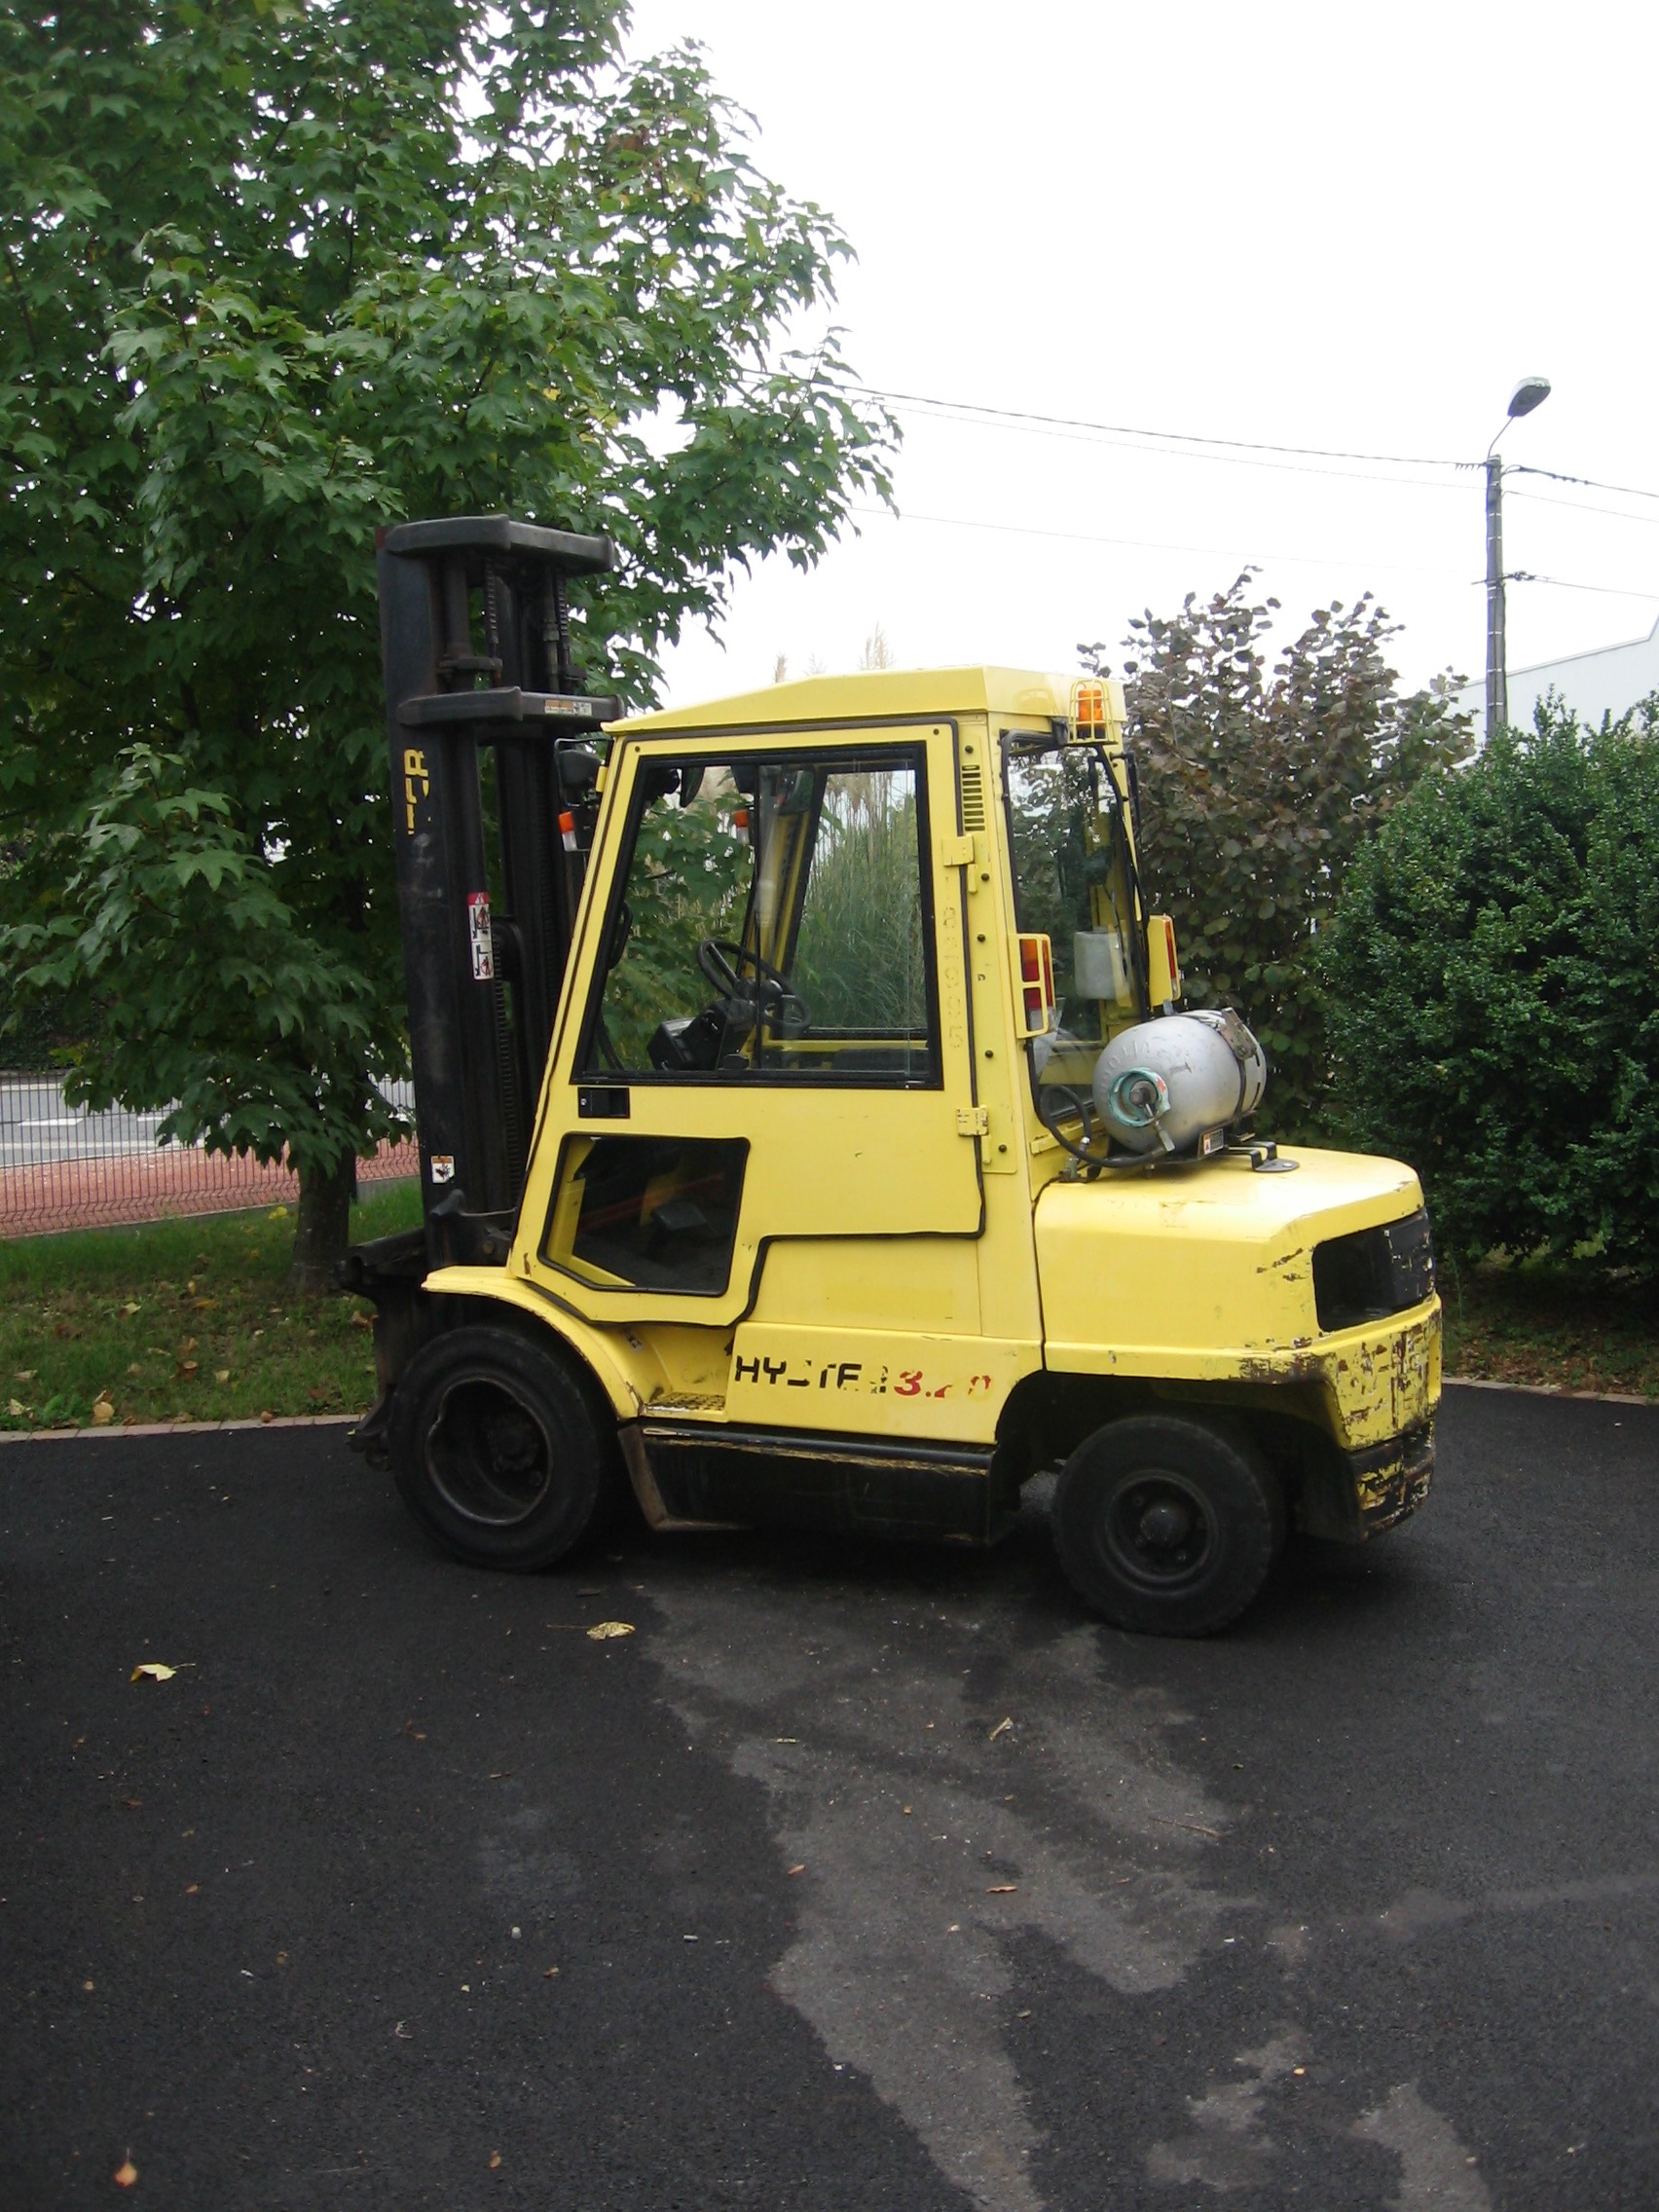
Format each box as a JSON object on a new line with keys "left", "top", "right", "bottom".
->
{"left": 1014, "top": 932, "right": 1056, "bottom": 1038}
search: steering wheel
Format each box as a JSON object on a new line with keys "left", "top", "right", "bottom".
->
{"left": 695, "top": 938, "right": 812, "bottom": 1039}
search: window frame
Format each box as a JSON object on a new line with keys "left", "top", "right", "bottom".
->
{"left": 540, "top": 1131, "right": 751, "bottom": 1298}
{"left": 574, "top": 736, "right": 944, "bottom": 1092}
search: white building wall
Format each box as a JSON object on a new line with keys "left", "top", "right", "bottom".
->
{"left": 1456, "top": 614, "right": 1659, "bottom": 731}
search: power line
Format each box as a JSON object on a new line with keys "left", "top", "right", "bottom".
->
{"left": 851, "top": 500, "right": 1659, "bottom": 604}
{"left": 1510, "top": 463, "right": 1659, "bottom": 505}
{"left": 1508, "top": 571, "right": 1659, "bottom": 603}
{"left": 873, "top": 396, "right": 1465, "bottom": 494}
{"left": 748, "top": 364, "right": 1659, "bottom": 507}
{"left": 849, "top": 381, "right": 1463, "bottom": 471}
{"left": 850, "top": 502, "right": 1471, "bottom": 580}
{"left": 1508, "top": 487, "right": 1659, "bottom": 529}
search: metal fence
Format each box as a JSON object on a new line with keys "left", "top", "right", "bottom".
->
{"left": 0, "top": 1073, "right": 420, "bottom": 1237}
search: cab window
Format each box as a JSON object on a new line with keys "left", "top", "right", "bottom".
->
{"left": 541, "top": 1135, "right": 747, "bottom": 1293}
{"left": 1004, "top": 734, "right": 1150, "bottom": 1122}
{"left": 579, "top": 746, "right": 939, "bottom": 1087}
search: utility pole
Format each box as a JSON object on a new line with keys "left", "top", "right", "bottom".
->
{"left": 1484, "top": 376, "right": 1552, "bottom": 744}
{"left": 1485, "top": 453, "right": 1506, "bottom": 741}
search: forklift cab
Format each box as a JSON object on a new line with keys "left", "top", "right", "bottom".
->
{"left": 533, "top": 722, "right": 983, "bottom": 1327}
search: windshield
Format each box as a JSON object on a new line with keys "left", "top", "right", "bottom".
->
{"left": 1003, "top": 736, "right": 1148, "bottom": 1120}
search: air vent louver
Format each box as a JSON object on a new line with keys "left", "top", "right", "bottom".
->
{"left": 960, "top": 761, "right": 986, "bottom": 831}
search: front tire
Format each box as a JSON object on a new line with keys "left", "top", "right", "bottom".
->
{"left": 1052, "top": 1412, "right": 1284, "bottom": 1636}
{"left": 387, "top": 1326, "right": 610, "bottom": 1571}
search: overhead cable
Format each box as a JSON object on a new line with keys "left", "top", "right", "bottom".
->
{"left": 1509, "top": 463, "right": 1659, "bottom": 506}
{"left": 847, "top": 382, "right": 1463, "bottom": 471}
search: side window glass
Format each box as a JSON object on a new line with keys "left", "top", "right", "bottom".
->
{"left": 542, "top": 1135, "right": 747, "bottom": 1295}
{"left": 580, "top": 748, "right": 938, "bottom": 1086}
{"left": 790, "top": 766, "right": 931, "bottom": 1071}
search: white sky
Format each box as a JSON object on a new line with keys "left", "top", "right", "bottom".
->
{"left": 622, "top": 0, "right": 1659, "bottom": 707}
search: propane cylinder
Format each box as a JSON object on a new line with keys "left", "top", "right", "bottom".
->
{"left": 1091, "top": 1008, "right": 1268, "bottom": 1157}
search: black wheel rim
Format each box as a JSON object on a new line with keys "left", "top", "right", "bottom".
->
{"left": 1099, "top": 1467, "right": 1217, "bottom": 1592}
{"left": 426, "top": 1376, "right": 554, "bottom": 1529}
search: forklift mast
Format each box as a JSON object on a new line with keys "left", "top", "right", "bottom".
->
{"left": 376, "top": 514, "right": 617, "bottom": 1269}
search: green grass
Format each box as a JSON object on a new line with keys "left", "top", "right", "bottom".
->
{"left": 0, "top": 1180, "right": 424, "bottom": 1432}
{"left": 1440, "top": 1258, "right": 1659, "bottom": 1400}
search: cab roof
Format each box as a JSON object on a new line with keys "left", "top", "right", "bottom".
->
{"left": 609, "top": 665, "right": 1118, "bottom": 736}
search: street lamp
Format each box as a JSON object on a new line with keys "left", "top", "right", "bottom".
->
{"left": 1486, "top": 375, "right": 1552, "bottom": 740}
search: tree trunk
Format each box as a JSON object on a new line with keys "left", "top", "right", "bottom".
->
{"left": 289, "top": 1155, "right": 356, "bottom": 1296}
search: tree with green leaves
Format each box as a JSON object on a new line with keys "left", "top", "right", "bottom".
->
{"left": 1321, "top": 697, "right": 1659, "bottom": 1271}
{"left": 0, "top": 0, "right": 892, "bottom": 1284}
{"left": 1083, "top": 573, "right": 1471, "bottom": 1127}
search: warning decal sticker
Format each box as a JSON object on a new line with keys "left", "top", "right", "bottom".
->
{"left": 466, "top": 892, "right": 494, "bottom": 981}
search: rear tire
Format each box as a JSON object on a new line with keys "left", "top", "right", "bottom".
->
{"left": 387, "top": 1326, "right": 609, "bottom": 1572}
{"left": 1052, "top": 1412, "right": 1284, "bottom": 1636}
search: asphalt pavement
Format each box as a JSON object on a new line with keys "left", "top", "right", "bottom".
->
{"left": 3, "top": 1386, "right": 1657, "bottom": 2211}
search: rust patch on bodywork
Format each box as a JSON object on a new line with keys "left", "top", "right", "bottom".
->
{"left": 1235, "top": 1304, "right": 1440, "bottom": 1451}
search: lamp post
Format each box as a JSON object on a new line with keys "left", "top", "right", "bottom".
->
{"left": 1486, "top": 374, "right": 1552, "bottom": 741}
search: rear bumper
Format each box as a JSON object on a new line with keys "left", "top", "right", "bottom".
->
{"left": 1287, "top": 1414, "right": 1434, "bottom": 1543}
{"left": 1348, "top": 1419, "right": 1434, "bottom": 1535}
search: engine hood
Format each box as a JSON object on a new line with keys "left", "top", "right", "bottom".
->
{"left": 1034, "top": 1143, "right": 1432, "bottom": 1403}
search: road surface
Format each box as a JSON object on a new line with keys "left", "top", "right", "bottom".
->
{"left": 3, "top": 1386, "right": 1655, "bottom": 2208}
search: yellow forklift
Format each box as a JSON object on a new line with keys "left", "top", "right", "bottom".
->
{"left": 344, "top": 514, "right": 1439, "bottom": 1635}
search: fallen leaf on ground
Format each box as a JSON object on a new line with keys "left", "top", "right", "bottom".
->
{"left": 91, "top": 1398, "right": 114, "bottom": 1426}
{"left": 175, "top": 1360, "right": 199, "bottom": 1380}
{"left": 787, "top": 1863, "right": 806, "bottom": 1876}
{"left": 986, "top": 1884, "right": 1018, "bottom": 1894}
{"left": 489, "top": 2151, "right": 502, "bottom": 2170}
{"left": 260, "top": 1410, "right": 275, "bottom": 1423}
{"left": 14, "top": 1370, "right": 34, "bottom": 1382}
{"left": 586, "top": 1621, "right": 635, "bottom": 1641}
{"left": 121, "top": 1302, "right": 140, "bottom": 1316}
{"left": 349, "top": 1311, "right": 373, "bottom": 1331}
{"left": 114, "top": 2157, "right": 138, "bottom": 2189}
{"left": 118, "top": 1798, "right": 142, "bottom": 1810}
{"left": 8, "top": 1399, "right": 27, "bottom": 1418}
{"left": 987, "top": 1716, "right": 1014, "bottom": 1741}
{"left": 130, "top": 1663, "right": 177, "bottom": 1681}
{"left": 185, "top": 1883, "right": 200, "bottom": 1895}
{"left": 542, "top": 1965, "right": 560, "bottom": 1978}
{"left": 267, "top": 1205, "right": 288, "bottom": 1220}
{"left": 214, "top": 1371, "right": 230, "bottom": 1384}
